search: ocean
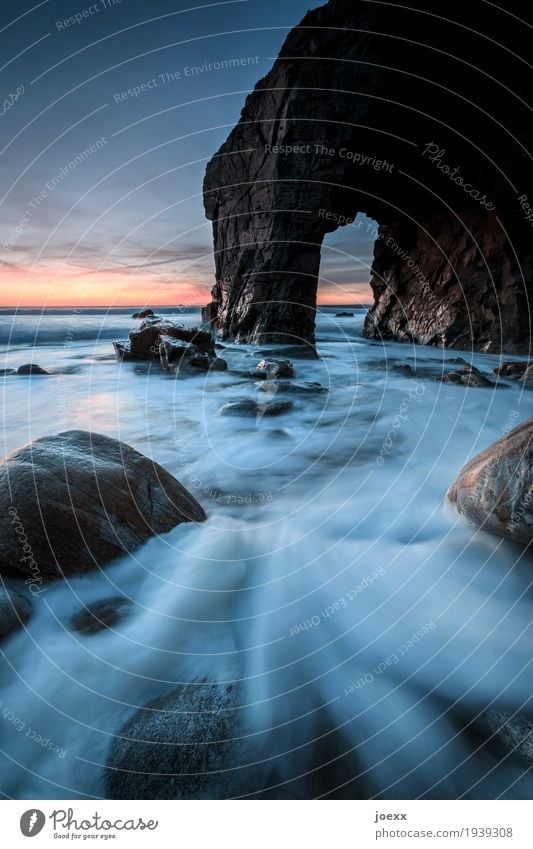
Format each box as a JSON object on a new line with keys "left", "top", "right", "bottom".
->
{"left": 0, "top": 306, "right": 531, "bottom": 798}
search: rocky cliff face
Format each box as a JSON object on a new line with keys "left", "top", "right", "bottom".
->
{"left": 203, "top": 0, "right": 532, "bottom": 352}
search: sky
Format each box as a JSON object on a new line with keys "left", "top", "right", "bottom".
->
{"left": 0, "top": 0, "right": 375, "bottom": 307}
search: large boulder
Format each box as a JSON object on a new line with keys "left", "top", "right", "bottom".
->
{"left": 105, "top": 680, "right": 264, "bottom": 799}
{"left": 114, "top": 317, "right": 215, "bottom": 362}
{"left": 0, "top": 431, "right": 206, "bottom": 580}
{"left": 447, "top": 418, "right": 533, "bottom": 544}
{"left": 0, "top": 587, "right": 32, "bottom": 641}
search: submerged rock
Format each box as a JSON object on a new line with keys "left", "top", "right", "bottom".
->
{"left": 218, "top": 399, "right": 293, "bottom": 418}
{"left": 0, "top": 587, "right": 32, "bottom": 641}
{"left": 439, "top": 364, "right": 495, "bottom": 387}
{"left": 447, "top": 417, "right": 533, "bottom": 544}
{"left": 131, "top": 309, "right": 155, "bottom": 319}
{"left": 159, "top": 336, "right": 227, "bottom": 374}
{"left": 17, "top": 364, "right": 50, "bottom": 375}
{"left": 105, "top": 680, "right": 265, "bottom": 799}
{"left": 0, "top": 430, "right": 206, "bottom": 580}
{"left": 71, "top": 597, "right": 131, "bottom": 635}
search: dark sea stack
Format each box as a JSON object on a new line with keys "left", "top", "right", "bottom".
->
{"left": 0, "top": 431, "right": 206, "bottom": 580}
{"left": 203, "top": 0, "right": 532, "bottom": 353}
{"left": 447, "top": 418, "right": 533, "bottom": 545}
{"left": 438, "top": 364, "right": 496, "bottom": 388}
{"left": 0, "top": 587, "right": 32, "bottom": 641}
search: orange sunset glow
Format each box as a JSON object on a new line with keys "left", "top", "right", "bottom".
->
{"left": 0, "top": 264, "right": 371, "bottom": 308}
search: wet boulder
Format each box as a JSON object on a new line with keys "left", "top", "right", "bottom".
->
{"left": 0, "top": 430, "right": 206, "bottom": 580}
{"left": 105, "top": 680, "right": 265, "bottom": 799}
{"left": 447, "top": 417, "right": 533, "bottom": 545}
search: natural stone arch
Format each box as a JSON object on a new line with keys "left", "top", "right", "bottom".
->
{"left": 203, "top": 0, "right": 532, "bottom": 353}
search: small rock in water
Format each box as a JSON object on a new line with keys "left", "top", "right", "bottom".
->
{"left": 258, "top": 380, "right": 326, "bottom": 395}
{"left": 335, "top": 311, "right": 354, "bottom": 317}
{"left": 256, "top": 359, "right": 294, "bottom": 378}
{"left": 17, "top": 363, "right": 50, "bottom": 375}
{"left": 0, "top": 588, "right": 32, "bottom": 641}
{"left": 447, "top": 416, "right": 533, "bottom": 544}
{"left": 71, "top": 597, "right": 131, "bottom": 635}
{"left": 218, "top": 399, "right": 293, "bottom": 417}
{"left": 131, "top": 309, "right": 155, "bottom": 319}
{"left": 439, "top": 364, "right": 495, "bottom": 387}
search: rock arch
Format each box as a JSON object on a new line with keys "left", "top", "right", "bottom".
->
{"left": 203, "top": 0, "right": 532, "bottom": 353}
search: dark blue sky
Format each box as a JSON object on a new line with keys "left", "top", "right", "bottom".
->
{"left": 0, "top": 0, "right": 374, "bottom": 306}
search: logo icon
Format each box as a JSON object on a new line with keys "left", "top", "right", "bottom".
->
{"left": 20, "top": 810, "right": 46, "bottom": 837}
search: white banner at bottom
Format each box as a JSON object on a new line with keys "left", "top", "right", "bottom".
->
{"left": 1, "top": 799, "right": 531, "bottom": 848}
